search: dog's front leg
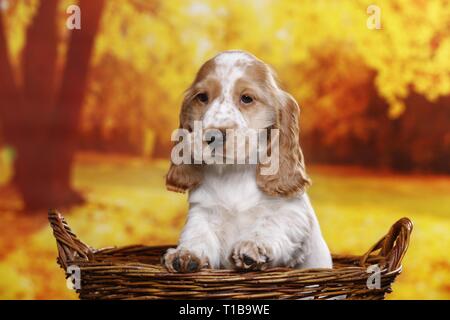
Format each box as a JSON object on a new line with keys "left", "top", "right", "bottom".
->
{"left": 231, "top": 208, "right": 312, "bottom": 270}
{"left": 163, "top": 207, "right": 219, "bottom": 273}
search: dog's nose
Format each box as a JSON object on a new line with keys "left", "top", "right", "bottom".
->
{"left": 205, "top": 128, "right": 228, "bottom": 146}
{"left": 202, "top": 107, "right": 241, "bottom": 135}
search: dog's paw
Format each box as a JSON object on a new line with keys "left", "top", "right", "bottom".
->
{"left": 162, "top": 248, "right": 208, "bottom": 273}
{"left": 231, "top": 240, "right": 272, "bottom": 271}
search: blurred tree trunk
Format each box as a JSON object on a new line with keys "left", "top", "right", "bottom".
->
{"left": 13, "top": 0, "right": 59, "bottom": 210}
{"left": 0, "top": 0, "right": 105, "bottom": 210}
{"left": 46, "top": 0, "right": 105, "bottom": 208}
{"left": 390, "top": 94, "right": 450, "bottom": 173}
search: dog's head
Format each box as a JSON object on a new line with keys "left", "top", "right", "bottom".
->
{"left": 166, "top": 50, "right": 310, "bottom": 197}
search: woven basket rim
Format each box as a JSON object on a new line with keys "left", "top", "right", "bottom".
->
{"left": 47, "top": 210, "right": 413, "bottom": 299}
{"left": 48, "top": 209, "right": 412, "bottom": 274}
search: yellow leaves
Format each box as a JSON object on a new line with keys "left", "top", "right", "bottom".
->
{"left": 325, "top": 0, "right": 450, "bottom": 116}
{"left": 1, "top": 0, "right": 450, "bottom": 300}
{"left": 2, "top": 0, "right": 37, "bottom": 64}
{"left": 4, "top": 0, "right": 450, "bottom": 123}
{"left": 0, "top": 263, "right": 34, "bottom": 299}
{"left": 1, "top": 156, "right": 450, "bottom": 299}
{"left": 388, "top": 100, "right": 406, "bottom": 119}
{"left": 0, "top": 147, "right": 13, "bottom": 185}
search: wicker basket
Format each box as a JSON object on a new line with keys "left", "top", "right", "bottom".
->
{"left": 48, "top": 209, "right": 412, "bottom": 300}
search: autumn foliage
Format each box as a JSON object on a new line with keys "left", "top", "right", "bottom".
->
{"left": 1, "top": 1, "right": 449, "bottom": 182}
{"left": 0, "top": 0, "right": 449, "bottom": 300}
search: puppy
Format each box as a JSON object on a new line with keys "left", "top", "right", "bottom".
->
{"left": 163, "top": 50, "right": 332, "bottom": 272}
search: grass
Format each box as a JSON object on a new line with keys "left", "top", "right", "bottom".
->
{"left": 0, "top": 152, "right": 449, "bottom": 299}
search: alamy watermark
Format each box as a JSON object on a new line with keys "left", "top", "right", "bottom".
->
{"left": 66, "top": 264, "right": 81, "bottom": 290}
{"left": 367, "top": 4, "right": 381, "bottom": 30}
{"left": 366, "top": 264, "right": 382, "bottom": 289}
{"left": 171, "top": 121, "right": 280, "bottom": 175}
{"left": 66, "top": 5, "right": 81, "bottom": 30}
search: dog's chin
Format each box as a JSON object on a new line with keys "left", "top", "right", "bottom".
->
{"left": 203, "top": 153, "right": 236, "bottom": 165}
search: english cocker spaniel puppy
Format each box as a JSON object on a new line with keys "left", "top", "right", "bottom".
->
{"left": 163, "top": 50, "right": 332, "bottom": 272}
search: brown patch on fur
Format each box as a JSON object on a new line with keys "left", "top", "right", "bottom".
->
{"left": 179, "top": 59, "right": 221, "bottom": 131}
{"left": 194, "top": 58, "right": 217, "bottom": 82}
{"left": 256, "top": 92, "right": 311, "bottom": 197}
{"left": 245, "top": 60, "right": 270, "bottom": 84}
{"left": 233, "top": 63, "right": 277, "bottom": 129}
{"left": 166, "top": 62, "right": 222, "bottom": 193}
{"left": 166, "top": 163, "right": 203, "bottom": 193}
{"left": 179, "top": 84, "right": 214, "bottom": 130}
{"left": 236, "top": 58, "right": 311, "bottom": 196}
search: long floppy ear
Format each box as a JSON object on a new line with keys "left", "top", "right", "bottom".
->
{"left": 256, "top": 92, "right": 311, "bottom": 197}
{"left": 166, "top": 162, "right": 203, "bottom": 193}
{"left": 165, "top": 90, "right": 204, "bottom": 193}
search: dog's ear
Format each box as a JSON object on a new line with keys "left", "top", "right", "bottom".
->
{"left": 166, "top": 88, "right": 204, "bottom": 193}
{"left": 165, "top": 123, "right": 204, "bottom": 193}
{"left": 256, "top": 91, "right": 310, "bottom": 197}
{"left": 166, "top": 162, "right": 203, "bottom": 193}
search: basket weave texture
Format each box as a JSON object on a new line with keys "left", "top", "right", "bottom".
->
{"left": 48, "top": 210, "right": 412, "bottom": 300}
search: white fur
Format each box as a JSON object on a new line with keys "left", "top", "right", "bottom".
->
{"left": 178, "top": 164, "right": 332, "bottom": 269}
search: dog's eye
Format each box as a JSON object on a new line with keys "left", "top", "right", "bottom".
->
{"left": 241, "top": 95, "right": 253, "bottom": 104}
{"left": 196, "top": 93, "right": 208, "bottom": 103}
